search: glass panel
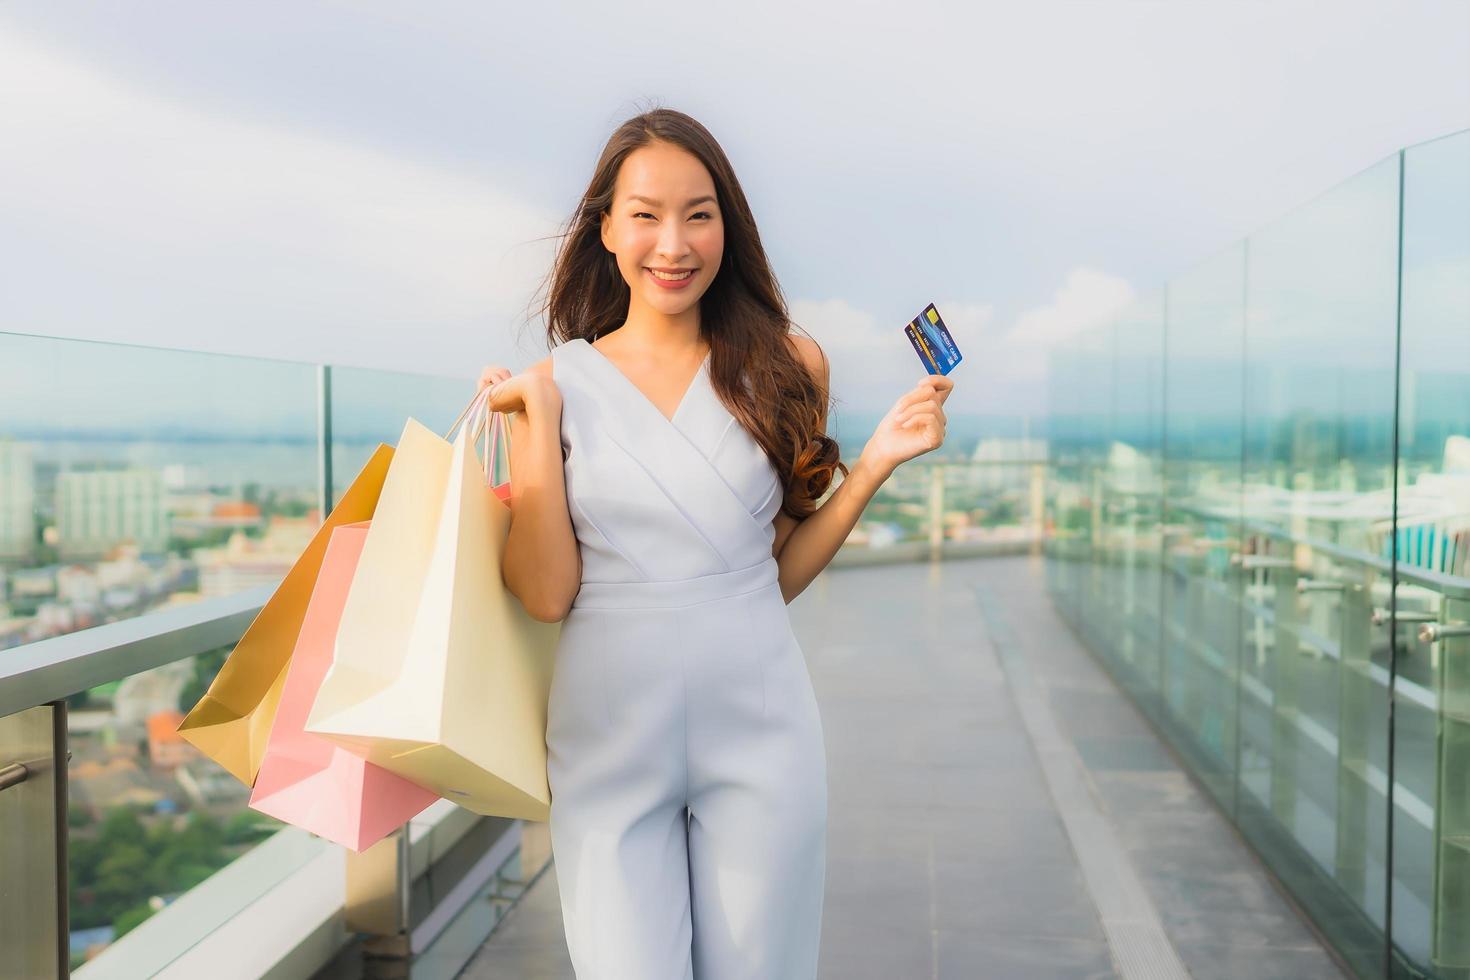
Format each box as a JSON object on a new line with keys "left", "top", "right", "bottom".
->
{"left": 1044, "top": 322, "right": 1114, "bottom": 630}
{"left": 1396, "top": 128, "right": 1470, "bottom": 979}
{"left": 1074, "top": 322, "right": 1116, "bottom": 655}
{"left": 1047, "top": 132, "right": 1470, "bottom": 979}
{"left": 65, "top": 647, "right": 323, "bottom": 972}
{"left": 328, "top": 365, "right": 480, "bottom": 511}
{"left": 1161, "top": 242, "right": 1245, "bottom": 810}
{"left": 0, "top": 334, "right": 319, "bottom": 646}
{"left": 1236, "top": 151, "right": 1401, "bottom": 976}
{"left": 1108, "top": 291, "right": 1167, "bottom": 716}
{"left": 0, "top": 703, "right": 65, "bottom": 976}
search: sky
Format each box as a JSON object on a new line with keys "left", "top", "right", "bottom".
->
{"left": 1, "top": 0, "right": 1467, "bottom": 426}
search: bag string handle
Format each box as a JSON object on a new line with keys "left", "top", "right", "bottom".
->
{"left": 447, "top": 386, "right": 513, "bottom": 488}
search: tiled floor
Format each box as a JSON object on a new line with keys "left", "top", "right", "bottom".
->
{"left": 460, "top": 554, "right": 1348, "bottom": 979}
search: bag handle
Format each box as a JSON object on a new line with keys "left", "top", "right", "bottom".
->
{"left": 444, "top": 387, "right": 491, "bottom": 442}
{"left": 451, "top": 388, "right": 514, "bottom": 495}
{"left": 468, "top": 404, "right": 513, "bottom": 490}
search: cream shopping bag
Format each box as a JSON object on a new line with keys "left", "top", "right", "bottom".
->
{"left": 304, "top": 392, "right": 560, "bottom": 820}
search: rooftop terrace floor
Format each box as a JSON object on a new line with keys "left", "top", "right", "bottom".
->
{"left": 462, "top": 554, "right": 1348, "bottom": 980}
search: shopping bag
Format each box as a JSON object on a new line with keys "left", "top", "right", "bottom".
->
{"left": 305, "top": 393, "right": 560, "bottom": 820}
{"left": 248, "top": 521, "right": 438, "bottom": 851}
{"left": 177, "top": 445, "right": 395, "bottom": 786}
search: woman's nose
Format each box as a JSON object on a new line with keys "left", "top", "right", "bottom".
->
{"left": 658, "top": 222, "right": 689, "bottom": 258}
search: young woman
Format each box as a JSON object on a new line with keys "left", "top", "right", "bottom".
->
{"left": 479, "top": 107, "right": 952, "bottom": 980}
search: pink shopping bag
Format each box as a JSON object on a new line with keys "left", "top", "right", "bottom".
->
{"left": 249, "top": 521, "right": 438, "bottom": 851}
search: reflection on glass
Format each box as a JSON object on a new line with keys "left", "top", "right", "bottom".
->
{"left": 0, "top": 335, "right": 319, "bottom": 653}
{"left": 0, "top": 336, "right": 477, "bottom": 966}
{"left": 328, "top": 365, "right": 476, "bottom": 510}
{"left": 1046, "top": 130, "right": 1470, "bottom": 979}
{"left": 1162, "top": 242, "right": 1246, "bottom": 816}
{"left": 1238, "top": 151, "right": 1400, "bottom": 977}
{"left": 1397, "top": 129, "right": 1470, "bottom": 976}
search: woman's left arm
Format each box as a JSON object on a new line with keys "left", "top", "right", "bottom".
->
{"left": 773, "top": 336, "right": 955, "bottom": 603}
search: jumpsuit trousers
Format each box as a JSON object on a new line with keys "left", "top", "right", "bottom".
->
{"left": 544, "top": 337, "right": 828, "bottom": 980}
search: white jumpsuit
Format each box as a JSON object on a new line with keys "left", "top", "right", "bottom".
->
{"left": 545, "top": 337, "right": 828, "bottom": 980}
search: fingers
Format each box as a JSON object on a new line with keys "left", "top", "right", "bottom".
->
{"left": 895, "top": 373, "right": 955, "bottom": 411}
{"left": 896, "top": 399, "right": 946, "bottom": 426}
{"left": 898, "top": 408, "right": 944, "bottom": 429}
{"left": 477, "top": 366, "right": 513, "bottom": 391}
{"left": 918, "top": 373, "right": 955, "bottom": 401}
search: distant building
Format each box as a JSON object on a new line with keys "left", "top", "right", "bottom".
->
{"left": 194, "top": 516, "right": 314, "bottom": 597}
{"left": 0, "top": 614, "right": 35, "bottom": 651}
{"left": 969, "top": 437, "right": 1049, "bottom": 493}
{"left": 69, "top": 755, "right": 165, "bottom": 817}
{"left": 0, "top": 440, "right": 36, "bottom": 563}
{"left": 56, "top": 565, "right": 101, "bottom": 605}
{"left": 146, "top": 710, "right": 197, "bottom": 770}
{"left": 176, "top": 758, "right": 250, "bottom": 808}
{"left": 113, "top": 661, "right": 192, "bottom": 731}
{"left": 57, "top": 467, "right": 166, "bottom": 559}
{"left": 170, "top": 499, "right": 267, "bottom": 541}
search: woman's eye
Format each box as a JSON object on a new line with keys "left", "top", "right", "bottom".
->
{"left": 692, "top": 211, "right": 711, "bottom": 220}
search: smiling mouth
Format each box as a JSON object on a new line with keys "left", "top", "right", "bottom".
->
{"left": 647, "top": 268, "right": 696, "bottom": 281}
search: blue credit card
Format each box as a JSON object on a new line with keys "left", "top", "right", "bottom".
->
{"left": 903, "top": 303, "right": 962, "bottom": 375}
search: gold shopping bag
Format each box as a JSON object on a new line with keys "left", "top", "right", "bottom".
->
{"left": 177, "top": 445, "right": 395, "bottom": 786}
{"left": 304, "top": 392, "right": 560, "bottom": 820}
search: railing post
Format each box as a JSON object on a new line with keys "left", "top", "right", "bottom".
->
{"left": 1335, "top": 577, "right": 1375, "bottom": 907}
{"left": 1029, "top": 462, "right": 1046, "bottom": 555}
{"left": 1428, "top": 594, "right": 1469, "bottom": 970}
{"left": 345, "top": 824, "right": 411, "bottom": 977}
{"left": 927, "top": 464, "right": 944, "bottom": 562}
{"left": 1269, "top": 562, "right": 1301, "bottom": 829}
{"left": 317, "top": 363, "right": 335, "bottom": 520}
{"left": 0, "top": 700, "right": 68, "bottom": 979}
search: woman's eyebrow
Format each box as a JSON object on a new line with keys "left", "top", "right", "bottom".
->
{"left": 627, "top": 194, "right": 717, "bottom": 207}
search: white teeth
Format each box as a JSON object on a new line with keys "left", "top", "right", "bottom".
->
{"left": 649, "top": 268, "right": 693, "bottom": 281}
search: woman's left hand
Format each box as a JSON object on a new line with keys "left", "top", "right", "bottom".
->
{"left": 861, "top": 373, "right": 956, "bottom": 475}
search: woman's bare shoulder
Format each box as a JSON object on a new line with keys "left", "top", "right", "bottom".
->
{"left": 786, "top": 333, "right": 829, "bottom": 389}
{"left": 525, "top": 354, "right": 553, "bottom": 379}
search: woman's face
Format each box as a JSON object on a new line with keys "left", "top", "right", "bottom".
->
{"left": 601, "top": 141, "right": 724, "bottom": 317}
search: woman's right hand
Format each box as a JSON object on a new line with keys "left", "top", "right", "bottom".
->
{"left": 477, "top": 363, "right": 557, "bottom": 416}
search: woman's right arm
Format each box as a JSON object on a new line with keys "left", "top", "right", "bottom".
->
{"left": 482, "top": 359, "right": 581, "bottom": 622}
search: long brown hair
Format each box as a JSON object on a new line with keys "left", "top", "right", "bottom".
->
{"left": 530, "top": 105, "right": 846, "bottom": 519}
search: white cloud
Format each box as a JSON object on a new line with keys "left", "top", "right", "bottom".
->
{"left": 0, "top": 29, "right": 561, "bottom": 377}
{"left": 788, "top": 297, "right": 883, "bottom": 352}
{"left": 787, "top": 269, "right": 1137, "bottom": 421}
{"left": 1002, "top": 267, "right": 1136, "bottom": 350}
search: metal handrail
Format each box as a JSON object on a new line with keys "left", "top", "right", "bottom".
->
{"left": 0, "top": 583, "right": 273, "bottom": 718}
{"left": 1167, "top": 499, "right": 1470, "bottom": 599}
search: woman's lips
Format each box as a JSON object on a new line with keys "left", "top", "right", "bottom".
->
{"left": 646, "top": 267, "right": 696, "bottom": 289}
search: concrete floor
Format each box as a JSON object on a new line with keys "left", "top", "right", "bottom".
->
{"left": 461, "top": 554, "right": 1348, "bottom": 979}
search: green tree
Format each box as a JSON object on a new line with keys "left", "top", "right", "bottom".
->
{"left": 68, "top": 835, "right": 106, "bottom": 930}
{"left": 177, "top": 648, "right": 230, "bottom": 714}
{"left": 97, "top": 807, "right": 146, "bottom": 850}
{"left": 225, "top": 809, "right": 277, "bottom": 845}
{"left": 93, "top": 843, "right": 149, "bottom": 922}
{"left": 113, "top": 901, "right": 156, "bottom": 939}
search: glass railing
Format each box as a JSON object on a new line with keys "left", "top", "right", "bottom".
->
{"left": 1045, "top": 127, "right": 1470, "bottom": 980}
{"left": 0, "top": 333, "right": 534, "bottom": 975}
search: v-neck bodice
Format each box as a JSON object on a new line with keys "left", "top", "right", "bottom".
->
{"left": 551, "top": 337, "right": 783, "bottom": 596}
{"left": 576, "top": 337, "right": 711, "bottom": 426}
